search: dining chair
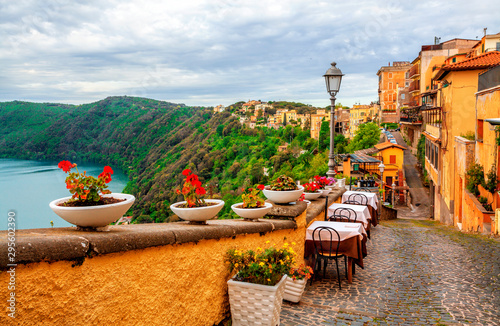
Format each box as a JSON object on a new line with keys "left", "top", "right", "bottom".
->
{"left": 347, "top": 193, "right": 368, "bottom": 206}
{"left": 329, "top": 207, "right": 357, "bottom": 223}
{"left": 311, "top": 226, "right": 346, "bottom": 289}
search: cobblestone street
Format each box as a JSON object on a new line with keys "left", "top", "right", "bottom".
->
{"left": 281, "top": 219, "right": 500, "bottom": 325}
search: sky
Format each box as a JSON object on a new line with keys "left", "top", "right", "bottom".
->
{"left": 1, "top": 0, "right": 499, "bottom": 108}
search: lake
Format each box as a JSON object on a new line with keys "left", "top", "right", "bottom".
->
{"left": 0, "top": 158, "right": 129, "bottom": 230}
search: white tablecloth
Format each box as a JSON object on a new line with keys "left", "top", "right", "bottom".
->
{"left": 327, "top": 203, "right": 371, "bottom": 228}
{"left": 342, "top": 191, "right": 379, "bottom": 210}
{"left": 306, "top": 221, "right": 366, "bottom": 242}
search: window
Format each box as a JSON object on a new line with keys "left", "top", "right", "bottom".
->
{"left": 388, "top": 82, "right": 393, "bottom": 90}
{"left": 497, "top": 42, "right": 500, "bottom": 51}
{"left": 388, "top": 72, "right": 393, "bottom": 79}
{"left": 452, "top": 57, "right": 456, "bottom": 63}
{"left": 405, "top": 81, "right": 410, "bottom": 87}
{"left": 390, "top": 155, "right": 396, "bottom": 164}
{"left": 477, "top": 119, "right": 484, "bottom": 141}
{"left": 401, "top": 94, "right": 405, "bottom": 99}
{"left": 405, "top": 72, "right": 409, "bottom": 79}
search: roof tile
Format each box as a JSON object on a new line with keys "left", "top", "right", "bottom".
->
{"left": 443, "top": 51, "right": 500, "bottom": 71}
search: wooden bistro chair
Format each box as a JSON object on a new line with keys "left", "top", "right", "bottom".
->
{"left": 311, "top": 226, "right": 347, "bottom": 289}
{"left": 329, "top": 207, "right": 357, "bottom": 223}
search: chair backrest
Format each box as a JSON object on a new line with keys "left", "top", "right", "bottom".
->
{"left": 329, "top": 207, "right": 357, "bottom": 223}
{"left": 312, "top": 226, "right": 341, "bottom": 258}
{"left": 357, "top": 187, "right": 371, "bottom": 192}
{"left": 348, "top": 193, "right": 368, "bottom": 205}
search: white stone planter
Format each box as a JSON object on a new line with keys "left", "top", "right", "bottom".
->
{"left": 319, "top": 188, "right": 331, "bottom": 197}
{"left": 231, "top": 202, "right": 273, "bottom": 220}
{"left": 335, "top": 178, "right": 346, "bottom": 188}
{"left": 227, "top": 275, "right": 287, "bottom": 326}
{"left": 49, "top": 193, "right": 135, "bottom": 228}
{"left": 283, "top": 276, "right": 307, "bottom": 303}
{"left": 262, "top": 186, "right": 304, "bottom": 204}
{"left": 170, "top": 199, "right": 224, "bottom": 223}
{"left": 303, "top": 191, "right": 322, "bottom": 201}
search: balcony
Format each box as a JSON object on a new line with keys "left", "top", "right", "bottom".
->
{"left": 409, "top": 79, "right": 420, "bottom": 93}
{"left": 409, "top": 64, "right": 420, "bottom": 79}
{"left": 400, "top": 107, "right": 422, "bottom": 125}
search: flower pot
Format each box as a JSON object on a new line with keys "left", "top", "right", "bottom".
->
{"left": 262, "top": 186, "right": 304, "bottom": 204}
{"left": 231, "top": 202, "right": 273, "bottom": 220}
{"left": 227, "top": 274, "right": 287, "bottom": 326}
{"left": 303, "top": 191, "right": 322, "bottom": 201}
{"left": 319, "top": 188, "right": 331, "bottom": 197}
{"left": 283, "top": 276, "right": 307, "bottom": 303}
{"left": 335, "top": 178, "right": 345, "bottom": 188}
{"left": 49, "top": 193, "right": 135, "bottom": 228}
{"left": 170, "top": 199, "right": 224, "bottom": 223}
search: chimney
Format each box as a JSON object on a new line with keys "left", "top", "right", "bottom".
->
{"left": 484, "top": 27, "right": 487, "bottom": 36}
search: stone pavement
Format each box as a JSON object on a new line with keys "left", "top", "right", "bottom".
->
{"left": 280, "top": 219, "right": 500, "bottom": 325}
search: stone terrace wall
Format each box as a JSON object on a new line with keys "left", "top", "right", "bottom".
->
{"left": 0, "top": 188, "right": 345, "bottom": 325}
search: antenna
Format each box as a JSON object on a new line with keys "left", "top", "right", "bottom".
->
{"left": 484, "top": 27, "right": 487, "bottom": 36}
{"left": 434, "top": 36, "right": 441, "bottom": 45}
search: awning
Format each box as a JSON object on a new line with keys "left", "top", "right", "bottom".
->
{"left": 485, "top": 118, "right": 500, "bottom": 125}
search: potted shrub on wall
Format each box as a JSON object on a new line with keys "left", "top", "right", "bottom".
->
{"left": 49, "top": 161, "right": 135, "bottom": 228}
{"left": 231, "top": 185, "right": 273, "bottom": 220}
{"left": 283, "top": 264, "right": 314, "bottom": 303}
{"left": 314, "top": 175, "right": 335, "bottom": 197}
{"left": 226, "top": 243, "right": 295, "bottom": 325}
{"left": 302, "top": 182, "right": 322, "bottom": 201}
{"left": 334, "top": 173, "right": 346, "bottom": 188}
{"left": 262, "top": 175, "right": 304, "bottom": 204}
{"left": 169, "top": 169, "right": 224, "bottom": 224}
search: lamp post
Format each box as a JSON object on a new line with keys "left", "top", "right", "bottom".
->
{"left": 324, "top": 62, "right": 344, "bottom": 179}
{"left": 378, "top": 162, "right": 385, "bottom": 201}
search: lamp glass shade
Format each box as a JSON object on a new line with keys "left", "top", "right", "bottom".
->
{"left": 325, "top": 75, "right": 342, "bottom": 93}
{"left": 378, "top": 162, "right": 385, "bottom": 173}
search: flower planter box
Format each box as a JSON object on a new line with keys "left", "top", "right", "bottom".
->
{"left": 170, "top": 199, "right": 224, "bottom": 223}
{"left": 231, "top": 202, "right": 273, "bottom": 220}
{"left": 227, "top": 275, "right": 287, "bottom": 326}
{"left": 262, "top": 186, "right": 304, "bottom": 204}
{"left": 283, "top": 276, "right": 307, "bottom": 303}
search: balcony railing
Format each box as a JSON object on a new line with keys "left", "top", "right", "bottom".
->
{"left": 409, "top": 79, "right": 420, "bottom": 93}
{"left": 409, "top": 64, "right": 419, "bottom": 79}
{"left": 423, "top": 107, "right": 442, "bottom": 126}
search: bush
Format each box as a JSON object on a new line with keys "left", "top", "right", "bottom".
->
{"left": 465, "top": 163, "right": 484, "bottom": 196}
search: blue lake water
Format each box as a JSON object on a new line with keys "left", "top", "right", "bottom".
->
{"left": 0, "top": 158, "right": 129, "bottom": 230}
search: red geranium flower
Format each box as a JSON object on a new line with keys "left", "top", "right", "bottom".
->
{"left": 103, "top": 166, "right": 114, "bottom": 174}
{"left": 182, "top": 169, "right": 192, "bottom": 176}
{"left": 58, "top": 160, "right": 73, "bottom": 173}
{"left": 196, "top": 187, "right": 206, "bottom": 196}
{"left": 257, "top": 184, "right": 265, "bottom": 190}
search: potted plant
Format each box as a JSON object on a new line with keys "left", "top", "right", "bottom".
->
{"left": 226, "top": 243, "right": 295, "bottom": 325}
{"left": 334, "top": 173, "right": 346, "bottom": 188}
{"left": 302, "top": 182, "right": 322, "bottom": 201}
{"left": 231, "top": 185, "right": 273, "bottom": 220}
{"left": 169, "top": 169, "right": 224, "bottom": 223}
{"left": 284, "top": 264, "right": 314, "bottom": 303}
{"left": 314, "top": 175, "right": 335, "bottom": 197}
{"left": 49, "top": 160, "right": 135, "bottom": 228}
{"left": 262, "top": 175, "right": 304, "bottom": 204}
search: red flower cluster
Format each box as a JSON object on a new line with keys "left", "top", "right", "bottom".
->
{"left": 241, "top": 184, "right": 266, "bottom": 208}
{"left": 58, "top": 161, "right": 113, "bottom": 202}
{"left": 176, "top": 169, "right": 207, "bottom": 207}
{"left": 314, "top": 175, "right": 334, "bottom": 189}
{"left": 302, "top": 182, "right": 320, "bottom": 193}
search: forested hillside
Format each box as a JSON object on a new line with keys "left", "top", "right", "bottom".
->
{"left": 0, "top": 96, "right": 379, "bottom": 223}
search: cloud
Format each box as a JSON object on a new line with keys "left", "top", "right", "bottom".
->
{"left": 0, "top": 0, "right": 498, "bottom": 107}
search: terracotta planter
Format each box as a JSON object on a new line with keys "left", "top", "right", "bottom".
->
{"left": 231, "top": 202, "right": 273, "bottom": 220}
{"left": 227, "top": 275, "right": 287, "bottom": 326}
{"left": 49, "top": 193, "right": 135, "bottom": 228}
{"left": 303, "top": 191, "right": 322, "bottom": 201}
{"left": 283, "top": 276, "right": 307, "bottom": 303}
{"left": 262, "top": 186, "right": 304, "bottom": 204}
{"left": 170, "top": 199, "right": 224, "bottom": 223}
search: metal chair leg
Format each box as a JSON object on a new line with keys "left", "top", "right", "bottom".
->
{"left": 335, "top": 258, "right": 341, "bottom": 290}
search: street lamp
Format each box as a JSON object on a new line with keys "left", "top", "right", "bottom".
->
{"left": 378, "top": 162, "right": 385, "bottom": 201}
{"left": 324, "top": 62, "right": 344, "bottom": 179}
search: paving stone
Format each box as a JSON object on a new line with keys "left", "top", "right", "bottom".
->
{"left": 280, "top": 219, "right": 500, "bottom": 325}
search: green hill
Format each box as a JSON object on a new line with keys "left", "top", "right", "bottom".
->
{"left": 0, "top": 96, "right": 342, "bottom": 223}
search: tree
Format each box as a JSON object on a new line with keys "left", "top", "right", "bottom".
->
{"left": 346, "top": 122, "right": 381, "bottom": 153}
{"left": 318, "top": 120, "right": 330, "bottom": 151}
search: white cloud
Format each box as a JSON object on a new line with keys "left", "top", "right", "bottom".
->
{"left": 0, "top": 0, "right": 498, "bottom": 107}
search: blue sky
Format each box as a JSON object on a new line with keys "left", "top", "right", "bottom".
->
{"left": 1, "top": 0, "right": 498, "bottom": 108}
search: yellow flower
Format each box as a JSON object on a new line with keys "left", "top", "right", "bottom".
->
{"left": 257, "top": 247, "right": 262, "bottom": 251}
{"left": 284, "top": 243, "right": 288, "bottom": 247}
{"left": 292, "top": 242, "right": 296, "bottom": 245}
{"left": 235, "top": 263, "right": 239, "bottom": 268}
{"left": 267, "top": 278, "right": 271, "bottom": 282}
{"left": 259, "top": 262, "right": 265, "bottom": 266}
{"left": 266, "top": 240, "right": 270, "bottom": 244}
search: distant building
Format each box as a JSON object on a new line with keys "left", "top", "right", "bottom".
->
{"left": 242, "top": 100, "right": 261, "bottom": 112}
{"left": 213, "top": 104, "right": 225, "bottom": 113}
{"left": 376, "top": 61, "right": 412, "bottom": 124}
{"left": 310, "top": 109, "right": 330, "bottom": 139}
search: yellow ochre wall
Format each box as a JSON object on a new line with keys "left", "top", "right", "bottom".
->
{"left": 439, "top": 70, "right": 480, "bottom": 216}
{"left": 0, "top": 213, "right": 308, "bottom": 326}
{"left": 379, "top": 147, "right": 404, "bottom": 183}
{"left": 476, "top": 89, "right": 500, "bottom": 182}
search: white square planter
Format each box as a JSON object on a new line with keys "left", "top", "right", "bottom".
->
{"left": 227, "top": 275, "right": 287, "bottom": 326}
{"left": 283, "top": 276, "right": 307, "bottom": 303}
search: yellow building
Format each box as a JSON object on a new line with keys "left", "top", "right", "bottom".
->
{"left": 310, "top": 109, "right": 330, "bottom": 139}
{"left": 374, "top": 142, "right": 406, "bottom": 187}
{"left": 427, "top": 51, "right": 500, "bottom": 225}
{"left": 348, "top": 105, "right": 376, "bottom": 138}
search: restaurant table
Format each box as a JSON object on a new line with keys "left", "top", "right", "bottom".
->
{"left": 342, "top": 191, "right": 379, "bottom": 226}
{"left": 327, "top": 203, "right": 371, "bottom": 229}
{"left": 305, "top": 221, "right": 367, "bottom": 283}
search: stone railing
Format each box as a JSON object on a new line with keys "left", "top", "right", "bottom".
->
{"left": 0, "top": 188, "right": 345, "bottom": 325}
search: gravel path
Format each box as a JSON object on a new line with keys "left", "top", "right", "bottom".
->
{"left": 280, "top": 219, "right": 500, "bottom": 325}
